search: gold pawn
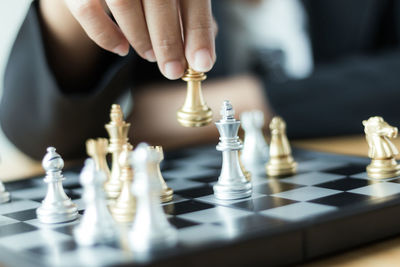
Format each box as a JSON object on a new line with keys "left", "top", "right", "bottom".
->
{"left": 177, "top": 68, "right": 213, "bottom": 127}
{"left": 104, "top": 104, "right": 131, "bottom": 199}
{"left": 265, "top": 117, "right": 297, "bottom": 177}
{"left": 111, "top": 143, "right": 136, "bottom": 223}
{"left": 149, "top": 146, "right": 173, "bottom": 203}
{"left": 86, "top": 138, "right": 111, "bottom": 182}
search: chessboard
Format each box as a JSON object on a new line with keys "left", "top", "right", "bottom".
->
{"left": 1, "top": 145, "right": 400, "bottom": 267}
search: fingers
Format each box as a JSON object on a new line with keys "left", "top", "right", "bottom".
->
{"left": 66, "top": 0, "right": 129, "bottom": 56}
{"left": 142, "top": 0, "right": 186, "bottom": 80}
{"left": 105, "top": 0, "right": 156, "bottom": 62}
{"left": 180, "top": 0, "right": 216, "bottom": 72}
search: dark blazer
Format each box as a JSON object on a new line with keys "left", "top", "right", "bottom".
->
{"left": 2, "top": 0, "right": 400, "bottom": 160}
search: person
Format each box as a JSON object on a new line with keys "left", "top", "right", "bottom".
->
{"left": 2, "top": 0, "right": 400, "bottom": 161}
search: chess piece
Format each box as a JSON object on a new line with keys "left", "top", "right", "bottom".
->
{"left": 177, "top": 68, "right": 213, "bottom": 127}
{"left": 240, "top": 110, "right": 269, "bottom": 174}
{"left": 213, "top": 100, "right": 252, "bottom": 200}
{"left": 74, "top": 159, "right": 117, "bottom": 245}
{"left": 148, "top": 146, "right": 173, "bottom": 203}
{"left": 111, "top": 143, "right": 136, "bottom": 223}
{"left": 238, "top": 151, "right": 251, "bottom": 182}
{"left": 105, "top": 104, "right": 131, "bottom": 199}
{"left": 36, "top": 147, "right": 78, "bottom": 224}
{"left": 86, "top": 138, "right": 111, "bottom": 182}
{"left": 363, "top": 116, "right": 400, "bottom": 179}
{"left": 265, "top": 117, "right": 297, "bottom": 177}
{"left": 129, "top": 143, "right": 177, "bottom": 252}
{"left": 0, "top": 180, "right": 10, "bottom": 204}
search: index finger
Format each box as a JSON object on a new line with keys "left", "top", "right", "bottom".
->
{"left": 180, "top": 0, "right": 215, "bottom": 72}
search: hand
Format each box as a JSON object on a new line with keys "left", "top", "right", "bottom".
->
{"left": 65, "top": 0, "right": 217, "bottom": 80}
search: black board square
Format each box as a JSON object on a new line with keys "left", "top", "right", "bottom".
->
{"left": 168, "top": 217, "right": 200, "bottom": 229}
{"left": 310, "top": 192, "right": 375, "bottom": 207}
{"left": 0, "top": 222, "right": 37, "bottom": 238}
{"left": 175, "top": 186, "right": 214, "bottom": 198}
{"left": 254, "top": 181, "right": 303, "bottom": 195}
{"left": 2, "top": 209, "right": 37, "bottom": 221}
{"left": 315, "top": 178, "right": 380, "bottom": 191}
{"left": 216, "top": 214, "right": 288, "bottom": 234}
{"left": 163, "top": 200, "right": 214, "bottom": 216}
{"left": 190, "top": 175, "right": 218, "bottom": 184}
{"left": 231, "top": 196, "right": 297, "bottom": 211}
{"left": 324, "top": 164, "right": 366, "bottom": 176}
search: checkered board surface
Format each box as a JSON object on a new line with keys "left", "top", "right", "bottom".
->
{"left": 2, "top": 146, "right": 400, "bottom": 267}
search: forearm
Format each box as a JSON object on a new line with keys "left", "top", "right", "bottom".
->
{"left": 39, "top": 0, "right": 103, "bottom": 90}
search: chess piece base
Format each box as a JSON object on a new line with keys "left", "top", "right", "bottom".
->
{"left": 176, "top": 108, "right": 213, "bottom": 127}
{"left": 0, "top": 191, "right": 10, "bottom": 204}
{"left": 266, "top": 156, "right": 297, "bottom": 177}
{"left": 36, "top": 200, "right": 78, "bottom": 224}
{"left": 367, "top": 158, "right": 400, "bottom": 179}
{"left": 74, "top": 223, "right": 116, "bottom": 246}
{"left": 160, "top": 188, "right": 173, "bottom": 203}
{"left": 213, "top": 181, "right": 252, "bottom": 200}
{"left": 129, "top": 226, "right": 178, "bottom": 253}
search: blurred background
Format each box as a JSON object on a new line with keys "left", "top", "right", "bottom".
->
{"left": 0, "top": 1, "right": 43, "bottom": 180}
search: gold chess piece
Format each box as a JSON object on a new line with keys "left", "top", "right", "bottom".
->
{"left": 111, "top": 143, "right": 136, "bottom": 223}
{"left": 86, "top": 138, "right": 111, "bottom": 182}
{"left": 177, "top": 68, "right": 213, "bottom": 127}
{"left": 265, "top": 117, "right": 297, "bottom": 177}
{"left": 363, "top": 116, "right": 400, "bottom": 179}
{"left": 104, "top": 104, "right": 131, "bottom": 199}
{"left": 149, "top": 146, "right": 173, "bottom": 203}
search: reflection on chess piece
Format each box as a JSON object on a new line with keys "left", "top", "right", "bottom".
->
{"left": 111, "top": 143, "right": 136, "bottom": 223}
{"left": 265, "top": 117, "right": 297, "bottom": 177}
{"left": 363, "top": 116, "right": 400, "bottom": 179}
{"left": 214, "top": 100, "right": 252, "bottom": 200}
{"left": 148, "top": 146, "right": 173, "bottom": 203}
{"left": 36, "top": 147, "right": 78, "bottom": 223}
{"left": 240, "top": 110, "right": 269, "bottom": 174}
{"left": 238, "top": 151, "right": 251, "bottom": 182}
{"left": 105, "top": 104, "right": 131, "bottom": 199}
{"left": 177, "top": 68, "right": 213, "bottom": 127}
{"left": 86, "top": 138, "right": 111, "bottom": 184}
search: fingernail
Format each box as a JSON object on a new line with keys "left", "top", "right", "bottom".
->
{"left": 193, "top": 48, "right": 213, "bottom": 72}
{"left": 114, "top": 44, "right": 128, "bottom": 57}
{"left": 144, "top": 49, "right": 156, "bottom": 62}
{"left": 164, "top": 61, "right": 184, "bottom": 80}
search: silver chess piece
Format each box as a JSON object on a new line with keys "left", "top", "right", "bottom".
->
{"left": 129, "top": 143, "right": 177, "bottom": 253}
{"left": 240, "top": 110, "right": 269, "bottom": 174}
{"left": 74, "top": 159, "right": 117, "bottom": 246}
{"left": 36, "top": 147, "right": 78, "bottom": 224}
{"left": 214, "top": 101, "right": 252, "bottom": 200}
{"left": 0, "top": 180, "right": 10, "bottom": 204}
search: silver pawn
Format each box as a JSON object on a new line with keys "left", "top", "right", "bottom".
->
{"left": 74, "top": 159, "right": 117, "bottom": 246}
{"left": 214, "top": 100, "right": 252, "bottom": 200}
{"left": 240, "top": 110, "right": 269, "bottom": 174}
{"left": 129, "top": 143, "right": 177, "bottom": 253}
{"left": 0, "top": 180, "right": 10, "bottom": 204}
{"left": 36, "top": 147, "right": 78, "bottom": 224}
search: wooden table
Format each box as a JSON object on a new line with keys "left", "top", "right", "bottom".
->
{"left": 2, "top": 134, "right": 400, "bottom": 266}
